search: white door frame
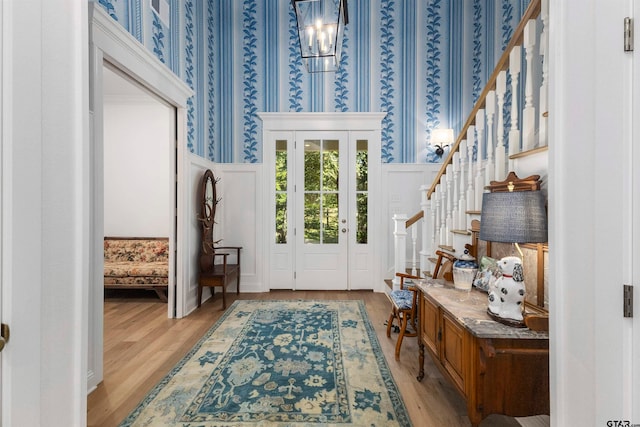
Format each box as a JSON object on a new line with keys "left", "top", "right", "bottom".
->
{"left": 2, "top": 0, "right": 89, "bottom": 424}
{"left": 88, "top": 4, "right": 193, "bottom": 392}
{"left": 258, "top": 112, "right": 385, "bottom": 292}
{"left": 549, "top": 0, "right": 637, "bottom": 424}
{"left": 631, "top": 1, "right": 640, "bottom": 420}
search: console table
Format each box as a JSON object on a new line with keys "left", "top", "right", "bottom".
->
{"left": 415, "top": 280, "right": 549, "bottom": 427}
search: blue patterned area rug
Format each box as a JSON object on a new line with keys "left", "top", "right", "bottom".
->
{"left": 120, "top": 300, "right": 412, "bottom": 427}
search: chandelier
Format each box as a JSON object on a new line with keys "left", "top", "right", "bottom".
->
{"left": 291, "top": 0, "right": 349, "bottom": 73}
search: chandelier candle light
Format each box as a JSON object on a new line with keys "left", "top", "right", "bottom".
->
{"left": 292, "top": 0, "right": 349, "bottom": 73}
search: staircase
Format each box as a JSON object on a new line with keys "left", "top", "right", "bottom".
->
{"left": 392, "top": 0, "right": 549, "bottom": 287}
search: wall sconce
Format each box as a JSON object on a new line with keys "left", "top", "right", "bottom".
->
{"left": 291, "top": 0, "right": 349, "bottom": 73}
{"left": 430, "top": 128, "right": 454, "bottom": 157}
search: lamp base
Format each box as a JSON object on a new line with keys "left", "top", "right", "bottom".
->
{"left": 487, "top": 308, "right": 526, "bottom": 328}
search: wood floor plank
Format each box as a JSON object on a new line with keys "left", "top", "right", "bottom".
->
{"left": 87, "top": 290, "right": 522, "bottom": 427}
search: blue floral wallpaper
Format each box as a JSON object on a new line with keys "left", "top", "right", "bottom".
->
{"left": 95, "top": 0, "right": 531, "bottom": 164}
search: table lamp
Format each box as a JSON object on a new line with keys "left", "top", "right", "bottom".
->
{"left": 479, "top": 181, "right": 547, "bottom": 326}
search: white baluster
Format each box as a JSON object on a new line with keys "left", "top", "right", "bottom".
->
{"left": 458, "top": 139, "right": 467, "bottom": 230}
{"left": 439, "top": 176, "right": 447, "bottom": 246}
{"left": 508, "top": 46, "right": 521, "bottom": 170}
{"left": 451, "top": 151, "right": 460, "bottom": 230}
{"left": 495, "top": 71, "right": 507, "bottom": 180}
{"left": 392, "top": 213, "right": 408, "bottom": 288}
{"left": 446, "top": 164, "right": 453, "bottom": 245}
{"left": 410, "top": 225, "right": 418, "bottom": 276}
{"left": 522, "top": 19, "right": 537, "bottom": 151}
{"left": 466, "top": 127, "right": 475, "bottom": 212}
{"left": 430, "top": 187, "right": 438, "bottom": 263}
{"left": 539, "top": 0, "right": 549, "bottom": 147}
{"left": 475, "top": 109, "right": 485, "bottom": 210}
{"left": 433, "top": 185, "right": 441, "bottom": 250}
{"left": 420, "top": 185, "right": 430, "bottom": 275}
{"left": 485, "top": 90, "right": 496, "bottom": 185}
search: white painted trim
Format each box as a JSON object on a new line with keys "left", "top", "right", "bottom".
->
{"left": 258, "top": 112, "right": 386, "bottom": 131}
{"left": 180, "top": 153, "right": 215, "bottom": 316}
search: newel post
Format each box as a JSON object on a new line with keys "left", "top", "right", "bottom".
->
{"left": 392, "top": 213, "right": 408, "bottom": 288}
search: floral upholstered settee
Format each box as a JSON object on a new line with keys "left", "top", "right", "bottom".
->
{"left": 103, "top": 237, "right": 169, "bottom": 301}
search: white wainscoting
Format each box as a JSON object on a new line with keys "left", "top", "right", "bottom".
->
{"left": 380, "top": 163, "right": 441, "bottom": 278}
{"left": 181, "top": 154, "right": 264, "bottom": 316}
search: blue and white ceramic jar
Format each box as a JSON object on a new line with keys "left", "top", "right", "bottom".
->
{"left": 453, "top": 249, "right": 479, "bottom": 291}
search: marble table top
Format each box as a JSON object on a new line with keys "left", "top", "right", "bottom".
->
{"left": 414, "top": 278, "right": 549, "bottom": 340}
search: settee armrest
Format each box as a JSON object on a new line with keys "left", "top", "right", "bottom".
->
{"left": 215, "top": 247, "right": 241, "bottom": 267}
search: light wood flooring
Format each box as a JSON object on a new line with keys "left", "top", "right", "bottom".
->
{"left": 87, "top": 289, "right": 525, "bottom": 427}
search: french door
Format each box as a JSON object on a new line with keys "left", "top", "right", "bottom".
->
{"left": 263, "top": 114, "right": 382, "bottom": 291}
{"left": 294, "top": 132, "right": 349, "bottom": 289}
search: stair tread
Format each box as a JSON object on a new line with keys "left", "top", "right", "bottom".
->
{"left": 451, "top": 229, "right": 471, "bottom": 235}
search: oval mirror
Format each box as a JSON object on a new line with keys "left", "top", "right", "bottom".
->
{"left": 201, "top": 169, "right": 216, "bottom": 223}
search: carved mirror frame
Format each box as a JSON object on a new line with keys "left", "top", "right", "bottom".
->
{"left": 199, "top": 169, "right": 217, "bottom": 256}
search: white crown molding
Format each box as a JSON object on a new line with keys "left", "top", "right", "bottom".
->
{"left": 257, "top": 112, "right": 388, "bottom": 131}
{"left": 89, "top": 3, "right": 193, "bottom": 107}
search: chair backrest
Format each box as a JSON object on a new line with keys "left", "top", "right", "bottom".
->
{"left": 394, "top": 250, "right": 457, "bottom": 288}
{"left": 433, "top": 250, "right": 456, "bottom": 282}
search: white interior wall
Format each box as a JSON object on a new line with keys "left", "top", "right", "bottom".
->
{"left": 103, "top": 91, "right": 173, "bottom": 237}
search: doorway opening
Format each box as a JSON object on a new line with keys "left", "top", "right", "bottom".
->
{"left": 102, "top": 62, "right": 177, "bottom": 314}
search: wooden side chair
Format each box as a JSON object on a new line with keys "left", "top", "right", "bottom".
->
{"left": 386, "top": 250, "right": 456, "bottom": 360}
{"left": 197, "top": 169, "right": 242, "bottom": 310}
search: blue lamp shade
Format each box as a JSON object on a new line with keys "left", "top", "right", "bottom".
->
{"left": 479, "top": 191, "right": 548, "bottom": 244}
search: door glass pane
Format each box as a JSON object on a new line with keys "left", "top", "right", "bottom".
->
{"left": 356, "top": 193, "right": 368, "bottom": 244}
{"left": 322, "top": 139, "right": 339, "bottom": 191}
{"left": 275, "top": 140, "right": 287, "bottom": 191}
{"left": 304, "top": 138, "right": 341, "bottom": 245}
{"left": 275, "top": 193, "right": 287, "bottom": 244}
{"left": 323, "top": 193, "right": 339, "bottom": 243}
{"left": 275, "top": 140, "right": 288, "bottom": 244}
{"left": 304, "top": 193, "right": 321, "bottom": 244}
{"left": 304, "top": 140, "right": 321, "bottom": 191}
{"left": 356, "top": 139, "right": 368, "bottom": 191}
{"left": 356, "top": 140, "right": 368, "bottom": 243}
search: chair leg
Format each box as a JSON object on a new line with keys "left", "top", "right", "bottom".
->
{"left": 221, "top": 284, "right": 227, "bottom": 310}
{"left": 395, "top": 312, "right": 409, "bottom": 360}
{"left": 386, "top": 309, "right": 396, "bottom": 338}
{"left": 236, "top": 272, "right": 240, "bottom": 295}
{"left": 197, "top": 284, "right": 203, "bottom": 308}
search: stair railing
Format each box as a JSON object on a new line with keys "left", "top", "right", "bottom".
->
{"left": 392, "top": 0, "right": 547, "bottom": 283}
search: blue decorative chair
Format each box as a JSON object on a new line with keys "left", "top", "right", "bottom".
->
{"left": 386, "top": 250, "right": 456, "bottom": 359}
